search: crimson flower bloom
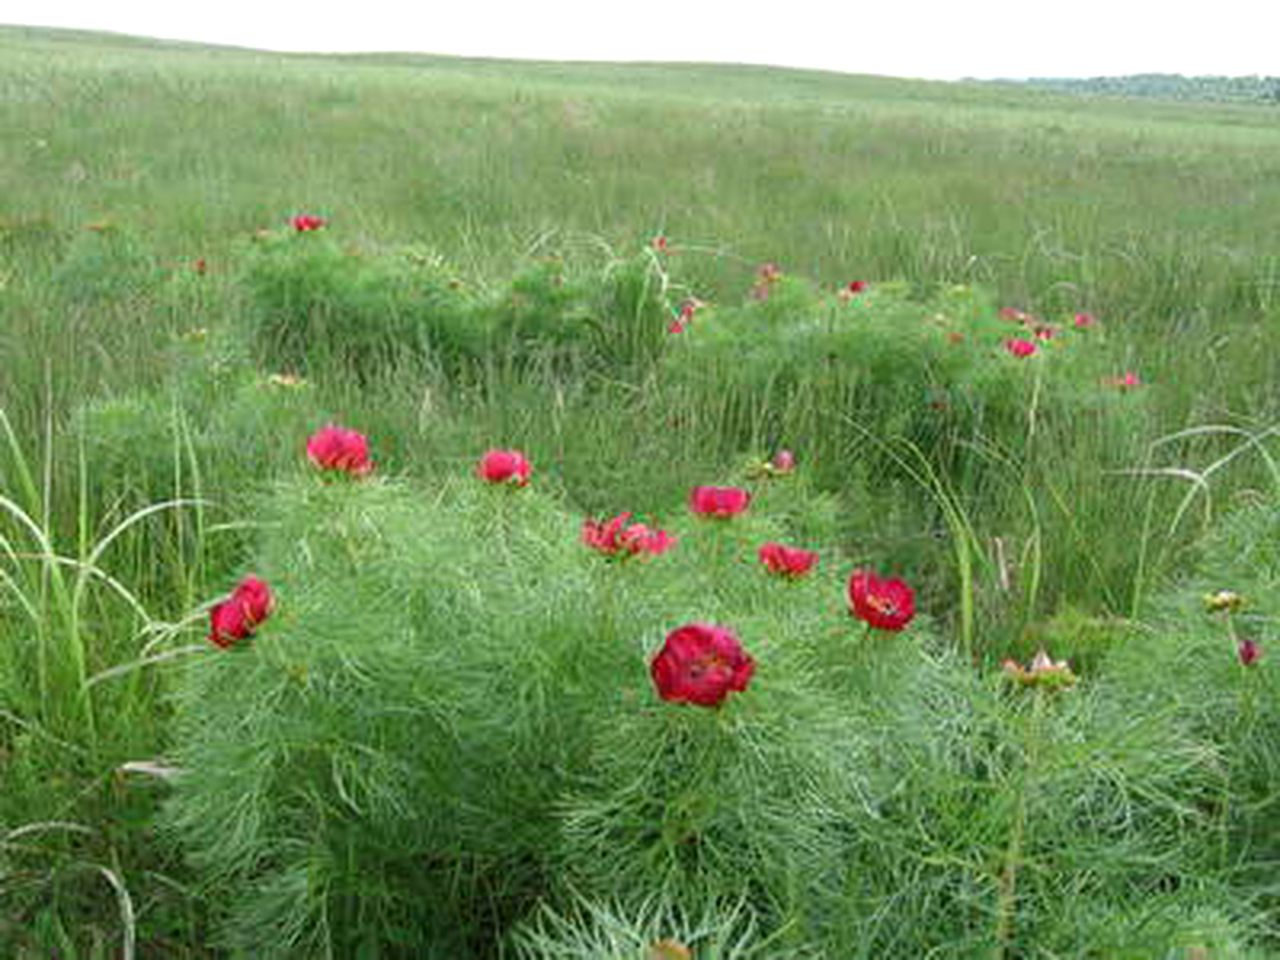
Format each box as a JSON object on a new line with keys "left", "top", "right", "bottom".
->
{"left": 1004, "top": 338, "right": 1038, "bottom": 358}
{"left": 650, "top": 623, "right": 755, "bottom": 707}
{"left": 651, "top": 235, "right": 670, "bottom": 253}
{"left": 848, "top": 569, "right": 915, "bottom": 631}
{"left": 208, "top": 574, "right": 274, "bottom": 649}
{"left": 478, "top": 449, "right": 532, "bottom": 486}
{"left": 291, "top": 213, "right": 327, "bottom": 232}
{"left": 1073, "top": 312, "right": 1097, "bottom": 329}
{"left": 750, "top": 262, "right": 782, "bottom": 300}
{"left": 839, "top": 280, "right": 869, "bottom": 301}
{"left": 306, "top": 425, "right": 373, "bottom": 476}
{"left": 1103, "top": 371, "right": 1142, "bottom": 390}
{"left": 667, "top": 297, "right": 703, "bottom": 334}
{"left": 689, "top": 485, "right": 751, "bottom": 518}
{"left": 1239, "top": 638, "right": 1262, "bottom": 667}
{"left": 758, "top": 542, "right": 818, "bottom": 578}
{"left": 757, "top": 262, "right": 782, "bottom": 284}
{"left": 582, "top": 512, "right": 676, "bottom": 559}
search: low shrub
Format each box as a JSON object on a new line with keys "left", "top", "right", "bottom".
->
{"left": 662, "top": 274, "right": 1148, "bottom": 488}
{"left": 239, "top": 228, "right": 483, "bottom": 379}
{"left": 163, "top": 451, "right": 1264, "bottom": 956}
{"left": 164, "top": 464, "right": 889, "bottom": 954}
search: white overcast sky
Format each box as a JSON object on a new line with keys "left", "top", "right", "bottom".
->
{"left": 5, "top": 1, "right": 1278, "bottom": 81}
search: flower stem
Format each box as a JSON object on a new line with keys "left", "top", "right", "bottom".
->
{"left": 993, "top": 688, "right": 1045, "bottom": 959}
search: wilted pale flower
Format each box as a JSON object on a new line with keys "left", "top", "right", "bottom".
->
{"left": 769, "top": 448, "right": 796, "bottom": 473}
{"left": 267, "top": 372, "right": 307, "bottom": 389}
{"left": 1203, "top": 590, "right": 1244, "bottom": 614}
{"left": 648, "top": 939, "right": 692, "bottom": 960}
{"left": 1002, "top": 649, "right": 1077, "bottom": 690}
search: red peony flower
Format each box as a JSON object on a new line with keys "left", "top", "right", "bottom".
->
{"left": 839, "top": 280, "right": 869, "bottom": 302}
{"left": 689, "top": 485, "right": 751, "bottom": 518}
{"left": 306, "top": 425, "right": 373, "bottom": 476}
{"left": 478, "top": 448, "right": 532, "bottom": 486}
{"left": 291, "top": 213, "right": 327, "bottom": 232}
{"left": 667, "top": 297, "right": 703, "bottom": 334}
{"left": 208, "top": 574, "right": 274, "bottom": 649}
{"left": 651, "top": 235, "right": 670, "bottom": 253}
{"left": 582, "top": 512, "right": 676, "bottom": 559}
{"left": 758, "top": 542, "right": 818, "bottom": 578}
{"left": 757, "top": 261, "right": 782, "bottom": 284}
{"left": 1073, "top": 312, "right": 1097, "bottom": 329}
{"left": 1004, "top": 338, "right": 1038, "bottom": 358}
{"left": 208, "top": 600, "right": 250, "bottom": 649}
{"left": 1102, "top": 371, "right": 1142, "bottom": 390}
{"left": 770, "top": 449, "right": 796, "bottom": 474}
{"left": 750, "top": 262, "right": 782, "bottom": 300}
{"left": 650, "top": 623, "right": 755, "bottom": 707}
{"left": 1239, "top": 638, "right": 1262, "bottom": 667}
{"left": 233, "top": 575, "right": 273, "bottom": 625}
{"left": 848, "top": 569, "right": 915, "bottom": 631}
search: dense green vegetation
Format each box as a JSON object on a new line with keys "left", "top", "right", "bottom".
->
{"left": 1009, "top": 73, "right": 1280, "bottom": 105}
{"left": 0, "top": 25, "right": 1277, "bottom": 957}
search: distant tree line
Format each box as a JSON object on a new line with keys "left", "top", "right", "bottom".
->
{"left": 992, "top": 74, "right": 1280, "bottom": 105}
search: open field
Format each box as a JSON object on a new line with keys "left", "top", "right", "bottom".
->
{"left": 1, "top": 25, "right": 1278, "bottom": 957}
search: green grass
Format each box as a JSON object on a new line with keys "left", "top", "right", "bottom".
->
{"left": 1, "top": 23, "right": 1278, "bottom": 956}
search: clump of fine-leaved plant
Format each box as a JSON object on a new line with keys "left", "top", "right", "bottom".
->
{"left": 164, "top": 429, "right": 1268, "bottom": 956}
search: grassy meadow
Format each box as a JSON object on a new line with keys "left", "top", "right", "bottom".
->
{"left": 1, "top": 24, "right": 1278, "bottom": 957}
